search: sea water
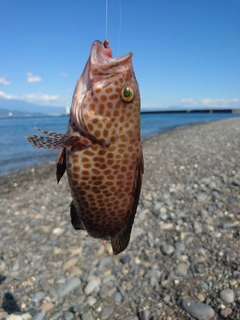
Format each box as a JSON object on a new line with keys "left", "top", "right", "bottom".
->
{"left": 0, "top": 112, "right": 239, "bottom": 175}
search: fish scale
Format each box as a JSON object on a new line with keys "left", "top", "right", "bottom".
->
{"left": 26, "top": 40, "right": 143, "bottom": 254}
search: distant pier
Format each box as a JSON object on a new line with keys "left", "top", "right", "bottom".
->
{"left": 141, "top": 109, "right": 240, "bottom": 114}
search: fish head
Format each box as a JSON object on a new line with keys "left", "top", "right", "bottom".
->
{"left": 71, "top": 40, "right": 140, "bottom": 145}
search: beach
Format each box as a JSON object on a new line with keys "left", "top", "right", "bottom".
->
{"left": 0, "top": 118, "right": 239, "bottom": 319}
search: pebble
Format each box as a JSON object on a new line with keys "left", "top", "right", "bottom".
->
{"left": 199, "top": 209, "right": 209, "bottom": 220}
{"left": 40, "top": 302, "right": 54, "bottom": 311}
{"left": 220, "top": 307, "right": 232, "bottom": 318}
{"left": 130, "top": 227, "right": 144, "bottom": 241}
{"left": 180, "top": 299, "right": 215, "bottom": 319}
{"left": 52, "top": 227, "right": 64, "bottom": 236}
{"left": 222, "top": 222, "right": 237, "bottom": 229}
{"left": 1, "top": 118, "right": 240, "bottom": 319}
{"left": 138, "top": 208, "right": 149, "bottom": 221}
{"left": 22, "top": 314, "right": 32, "bottom": 320}
{"left": 232, "top": 178, "right": 240, "bottom": 186}
{"left": 196, "top": 193, "right": 208, "bottom": 201}
{"left": 57, "top": 277, "right": 81, "bottom": 298}
{"left": 199, "top": 281, "right": 208, "bottom": 290}
{"left": 39, "top": 277, "right": 50, "bottom": 291}
{"left": 138, "top": 308, "right": 150, "bottom": 320}
{"left": 98, "top": 256, "right": 113, "bottom": 271}
{"left": 159, "top": 223, "right": 174, "bottom": 230}
{"left": 174, "top": 243, "right": 185, "bottom": 255}
{"left": 99, "top": 284, "right": 116, "bottom": 299}
{"left": 100, "top": 306, "right": 114, "bottom": 319}
{"left": 120, "top": 254, "right": 132, "bottom": 264}
{"left": 219, "top": 289, "right": 235, "bottom": 303}
{"left": 31, "top": 292, "right": 45, "bottom": 306}
{"left": 5, "top": 315, "right": 26, "bottom": 320}
{"left": 84, "top": 276, "right": 101, "bottom": 295}
{"left": 193, "top": 221, "right": 202, "bottom": 234}
{"left": 114, "top": 291, "right": 123, "bottom": 303}
{"left": 197, "top": 293, "right": 205, "bottom": 302}
{"left": 160, "top": 243, "right": 175, "bottom": 255}
{"left": 175, "top": 262, "right": 188, "bottom": 275}
{"left": 0, "top": 261, "right": 6, "bottom": 272}
{"left": 50, "top": 312, "right": 62, "bottom": 320}
{"left": 63, "top": 311, "right": 74, "bottom": 320}
{"left": 81, "top": 311, "right": 94, "bottom": 320}
{"left": 12, "top": 261, "right": 20, "bottom": 271}
{"left": 152, "top": 202, "right": 162, "bottom": 217}
{"left": 69, "top": 266, "right": 82, "bottom": 277}
{"left": 32, "top": 309, "right": 47, "bottom": 320}
{"left": 63, "top": 257, "right": 78, "bottom": 270}
{"left": 86, "top": 296, "right": 97, "bottom": 306}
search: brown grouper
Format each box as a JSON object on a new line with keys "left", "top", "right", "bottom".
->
{"left": 26, "top": 40, "right": 144, "bottom": 254}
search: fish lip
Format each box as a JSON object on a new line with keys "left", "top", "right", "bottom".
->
{"left": 90, "top": 40, "right": 132, "bottom": 73}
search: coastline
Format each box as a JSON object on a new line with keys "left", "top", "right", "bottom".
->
{"left": 0, "top": 118, "right": 240, "bottom": 319}
{"left": 1, "top": 112, "right": 240, "bottom": 177}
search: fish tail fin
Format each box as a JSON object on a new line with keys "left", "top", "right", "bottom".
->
{"left": 110, "top": 215, "right": 133, "bottom": 255}
{"left": 26, "top": 127, "right": 92, "bottom": 150}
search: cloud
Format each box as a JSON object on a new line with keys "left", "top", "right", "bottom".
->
{"left": 181, "top": 98, "right": 195, "bottom": 105}
{"left": 23, "top": 93, "right": 59, "bottom": 103}
{"left": 60, "top": 72, "right": 67, "bottom": 77}
{"left": 0, "top": 91, "right": 12, "bottom": 99}
{"left": 0, "top": 90, "right": 63, "bottom": 106}
{"left": 0, "top": 76, "right": 10, "bottom": 86}
{"left": 180, "top": 98, "right": 240, "bottom": 109}
{"left": 27, "top": 72, "right": 42, "bottom": 83}
{"left": 200, "top": 98, "right": 240, "bottom": 108}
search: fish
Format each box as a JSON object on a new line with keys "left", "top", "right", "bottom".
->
{"left": 26, "top": 39, "right": 144, "bottom": 254}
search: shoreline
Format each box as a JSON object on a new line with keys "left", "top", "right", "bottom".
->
{"left": 1, "top": 116, "right": 237, "bottom": 179}
{"left": 0, "top": 117, "right": 240, "bottom": 319}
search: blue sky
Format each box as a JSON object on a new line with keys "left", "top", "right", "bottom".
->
{"left": 0, "top": 0, "right": 240, "bottom": 110}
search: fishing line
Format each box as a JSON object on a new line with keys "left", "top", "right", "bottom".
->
{"left": 105, "top": 0, "right": 108, "bottom": 39}
{"left": 118, "top": 0, "right": 122, "bottom": 54}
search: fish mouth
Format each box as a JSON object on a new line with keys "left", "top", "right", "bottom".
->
{"left": 90, "top": 40, "right": 132, "bottom": 75}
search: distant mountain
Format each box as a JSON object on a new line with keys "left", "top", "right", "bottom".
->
{"left": 0, "top": 98, "right": 65, "bottom": 115}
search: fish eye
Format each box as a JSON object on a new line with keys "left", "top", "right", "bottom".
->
{"left": 120, "top": 85, "right": 134, "bottom": 102}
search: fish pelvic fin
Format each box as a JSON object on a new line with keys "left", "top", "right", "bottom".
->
{"left": 26, "top": 127, "right": 93, "bottom": 150}
{"left": 70, "top": 201, "right": 85, "bottom": 230}
{"left": 56, "top": 148, "right": 66, "bottom": 183}
{"left": 111, "top": 145, "right": 144, "bottom": 255}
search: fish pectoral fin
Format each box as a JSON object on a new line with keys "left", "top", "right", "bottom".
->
{"left": 26, "top": 128, "right": 93, "bottom": 149}
{"left": 70, "top": 201, "right": 85, "bottom": 230}
{"left": 111, "top": 146, "right": 144, "bottom": 255}
{"left": 56, "top": 148, "right": 66, "bottom": 183}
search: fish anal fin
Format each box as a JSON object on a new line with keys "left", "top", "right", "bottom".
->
{"left": 70, "top": 201, "right": 85, "bottom": 230}
{"left": 111, "top": 145, "right": 144, "bottom": 255}
{"left": 56, "top": 148, "right": 66, "bottom": 183}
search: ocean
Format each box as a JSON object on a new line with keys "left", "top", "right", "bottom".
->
{"left": 0, "top": 112, "right": 239, "bottom": 176}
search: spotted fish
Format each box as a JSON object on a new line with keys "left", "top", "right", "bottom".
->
{"left": 26, "top": 40, "right": 143, "bottom": 254}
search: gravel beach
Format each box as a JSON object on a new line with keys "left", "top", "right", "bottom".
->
{"left": 0, "top": 118, "right": 239, "bottom": 320}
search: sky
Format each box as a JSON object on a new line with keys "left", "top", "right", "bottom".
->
{"left": 0, "top": 0, "right": 240, "bottom": 110}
